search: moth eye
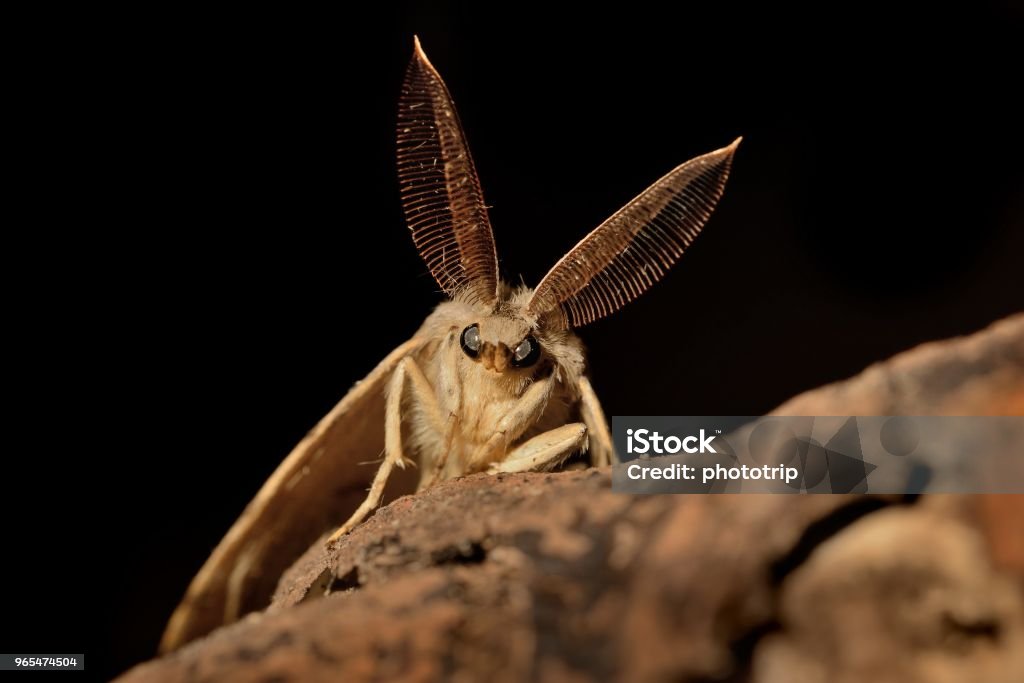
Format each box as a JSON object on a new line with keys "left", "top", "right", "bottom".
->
{"left": 511, "top": 335, "right": 541, "bottom": 368}
{"left": 460, "top": 324, "right": 481, "bottom": 358}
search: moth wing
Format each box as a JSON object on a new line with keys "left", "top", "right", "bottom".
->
{"left": 160, "top": 337, "right": 426, "bottom": 652}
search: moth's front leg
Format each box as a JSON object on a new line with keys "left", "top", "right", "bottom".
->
{"left": 579, "top": 376, "right": 615, "bottom": 466}
{"left": 489, "top": 423, "right": 588, "bottom": 473}
{"left": 326, "top": 356, "right": 444, "bottom": 545}
{"left": 468, "top": 375, "right": 555, "bottom": 470}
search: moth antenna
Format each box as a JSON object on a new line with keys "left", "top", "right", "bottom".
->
{"left": 398, "top": 36, "right": 499, "bottom": 306}
{"left": 527, "top": 138, "right": 741, "bottom": 328}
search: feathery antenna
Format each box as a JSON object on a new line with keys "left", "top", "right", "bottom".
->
{"left": 397, "top": 37, "right": 499, "bottom": 306}
{"left": 527, "top": 138, "right": 741, "bottom": 328}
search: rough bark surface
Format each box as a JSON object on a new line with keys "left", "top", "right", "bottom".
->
{"left": 119, "top": 314, "right": 1024, "bottom": 682}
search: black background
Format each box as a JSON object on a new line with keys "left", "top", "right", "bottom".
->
{"left": 3, "top": 2, "right": 1022, "bottom": 680}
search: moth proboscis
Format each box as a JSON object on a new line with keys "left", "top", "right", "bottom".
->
{"left": 160, "top": 36, "right": 740, "bottom": 652}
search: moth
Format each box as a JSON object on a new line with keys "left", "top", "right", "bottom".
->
{"left": 161, "top": 37, "right": 739, "bottom": 651}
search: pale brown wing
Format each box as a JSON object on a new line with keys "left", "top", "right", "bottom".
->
{"left": 398, "top": 37, "right": 499, "bottom": 306}
{"left": 160, "top": 337, "right": 426, "bottom": 652}
{"left": 527, "top": 138, "right": 740, "bottom": 328}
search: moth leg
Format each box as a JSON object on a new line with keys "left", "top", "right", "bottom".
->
{"left": 490, "top": 423, "right": 588, "bottom": 473}
{"left": 326, "top": 356, "right": 443, "bottom": 545}
{"left": 468, "top": 376, "right": 555, "bottom": 470}
{"left": 407, "top": 329, "right": 463, "bottom": 489}
{"left": 578, "top": 376, "right": 616, "bottom": 466}
{"left": 396, "top": 355, "right": 448, "bottom": 439}
{"left": 419, "top": 418, "right": 458, "bottom": 490}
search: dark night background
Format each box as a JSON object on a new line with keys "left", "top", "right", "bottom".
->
{"left": 3, "top": 2, "right": 1022, "bottom": 680}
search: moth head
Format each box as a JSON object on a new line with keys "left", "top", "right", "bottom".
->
{"left": 443, "top": 284, "right": 572, "bottom": 377}
{"left": 399, "top": 38, "right": 740, "bottom": 339}
{"left": 459, "top": 320, "right": 539, "bottom": 374}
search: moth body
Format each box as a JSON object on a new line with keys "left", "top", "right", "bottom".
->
{"left": 403, "top": 285, "right": 587, "bottom": 486}
{"left": 160, "top": 35, "right": 740, "bottom": 653}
